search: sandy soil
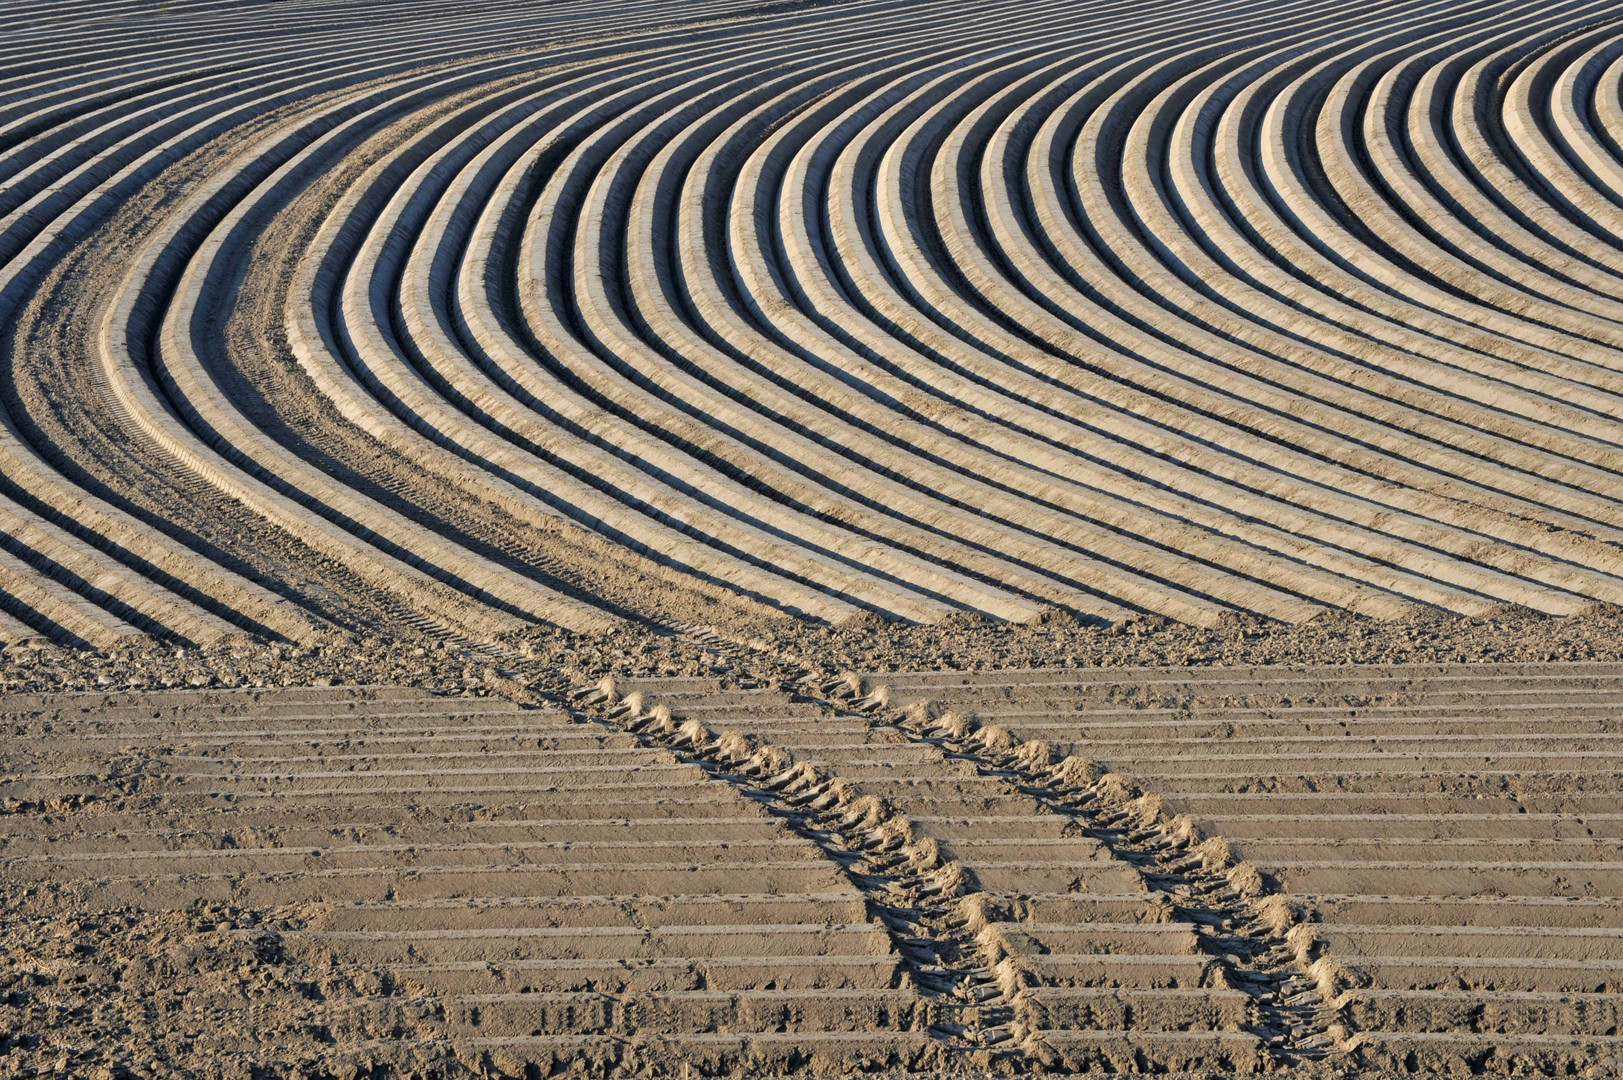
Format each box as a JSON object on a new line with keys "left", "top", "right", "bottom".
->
{"left": 7, "top": 624, "right": 1621, "bottom": 1078}
{"left": 4, "top": 605, "right": 1623, "bottom": 702}
{"left": 5, "top": 0, "right": 1623, "bottom": 1074}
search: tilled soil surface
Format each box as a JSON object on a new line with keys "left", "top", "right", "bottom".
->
{"left": 5, "top": 605, "right": 1623, "bottom": 702}
{"left": 4, "top": 613, "right": 1623, "bottom": 1078}
{"left": 7, "top": 0, "right": 1623, "bottom": 1074}
{"left": 11, "top": 0, "right": 1623, "bottom": 653}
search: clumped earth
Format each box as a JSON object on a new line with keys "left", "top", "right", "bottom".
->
{"left": 2, "top": 904, "right": 383, "bottom": 1080}
{"left": 2, "top": 606, "right": 1620, "bottom": 702}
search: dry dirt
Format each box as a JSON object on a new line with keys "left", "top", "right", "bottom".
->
{"left": 6, "top": 0, "right": 1623, "bottom": 1074}
{"left": 4, "top": 605, "right": 1623, "bottom": 702}
{"left": 6, "top": 618, "right": 1623, "bottom": 1078}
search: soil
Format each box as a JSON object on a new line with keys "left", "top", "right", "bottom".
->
{"left": 2, "top": 604, "right": 1622, "bottom": 702}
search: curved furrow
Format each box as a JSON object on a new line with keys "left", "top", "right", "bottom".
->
{"left": 333, "top": 62, "right": 865, "bottom": 627}
{"left": 1117, "top": 6, "right": 1623, "bottom": 606}
{"left": 167, "top": 108, "right": 620, "bottom": 636}
{"left": 1032, "top": 7, "right": 1623, "bottom": 608}
{"left": 854, "top": 28, "right": 1570, "bottom": 616}
{"left": 991, "top": 61, "right": 1623, "bottom": 555}
{"left": 786, "top": 29, "right": 1379, "bottom": 620}
{"left": 1590, "top": 47, "right": 1623, "bottom": 163}
{"left": 1171, "top": 38, "right": 1623, "bottom": 515}
{"left": 726, "top": 25, "right": 1318, "bottom": 623}
{"left": 1086, "top": 23, "right": 1623, "bottom": 487}
{"left": 1173, "top": 3, "right": 1623, "bottom": 405}
{"left": 569, "top": 30, "right": 1035, "bottom": 622}
{"left": 1547, "top": 33, "right": 1623, "bottom": 219}
{"left": 1439, "top": 35, "right": 1623, "bottom": 299}
{"left": 1392, "top": 32, "right": 1623, "bottom": 316}
{"left": 1500, "top": 22, "right": 1623, "bottom": 251}
{"left": 96, "top": 67, "right": 602, "bottom": 640}
{"left": 474, "top": 18, "right": 990, "bottom": 623}
{"left": 0, "top": 1, "right": 803, "bottom": 645}
{"left": 377, "top": 38, "right": 950, "bottom": 625}
{"left": 959, "top": 18, "right": 1623, "bottom": 571}
{"left": 1205, "top": 48, "right": 1623, "bottom": 536}
{"left": 683, "top": 57, "right": 1146, "bottom": 624}
{"left": 7, "top": 0, "right": 1623, "bottom": 650}
{"left": 1380, "top": 21, "right": 1623, "bottom": 324}
{"left": 1299, "top": 10, "right": 1623, "bottom": 384}
{"left": 505, "top": 11, "right": 1060, "bottom": 623}
{"left": 1033, "top": 51, "right": 1559, "bottom": 515}
{"left": 653, "top": 17, "right": 1292, "bottom": 623}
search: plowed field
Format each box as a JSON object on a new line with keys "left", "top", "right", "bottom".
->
{"left": 5, "top": 0, "right": 1623, "bottom": 1076}
{"left": 6, "top": 665, "right": 1623, "bottom": 1076}
{"left": 8, "top": 0, "right": 1623, "bottom": 639}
